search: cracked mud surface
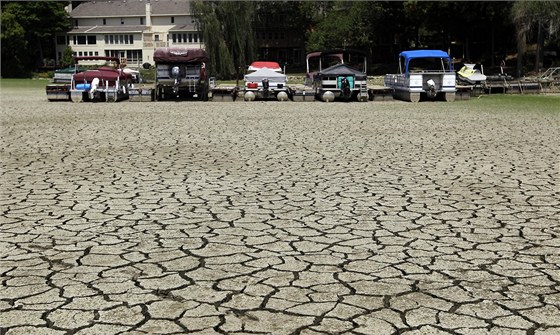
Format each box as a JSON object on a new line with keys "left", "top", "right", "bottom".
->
{"left": 1, "top": 90, "right": 559, "bottom": 334}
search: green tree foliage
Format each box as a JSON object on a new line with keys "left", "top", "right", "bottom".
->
{"left": 1, "top": 7, "right": 28, "bottom": 77}
{"left": 306, "top": 1, "right": 368, "bottom": 51}
{"left": 61, "top": 46, "right": 75, "bottom": 68}
{"left": 404, "top": 2, "right": 512, "bottom": 62}
{"left": 512, "top": 0, "right": 560, "bottom": 75}
{"left": 1, "top": 1, "right": 69, "bottom": 77}
{"left": 191, "top": 1, "right": 255, "bottom": 79}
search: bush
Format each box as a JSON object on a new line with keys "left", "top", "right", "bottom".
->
{"left": 33, "top": 72, "right": 52, "bottom": 79}
{"left": 139, "top": 68, "right": 155, "bottom": 82}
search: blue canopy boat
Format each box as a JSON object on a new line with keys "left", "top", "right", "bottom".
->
{"left": 384, "top": 50, "right": 456, "bottom": 102}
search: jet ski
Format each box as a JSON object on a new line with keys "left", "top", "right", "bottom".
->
{"left": 457, "top": 63, "right": 487, "bottom": 84}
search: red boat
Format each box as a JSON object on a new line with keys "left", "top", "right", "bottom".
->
{"left": 70, "top": 56, "right": 132, "bottom": 102}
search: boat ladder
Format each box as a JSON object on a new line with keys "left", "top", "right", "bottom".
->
{"left": 187, "top": 76, "right": 197, "bottom": 93}
{"left": 359, "top": 84, "right": 368, "bottom": 101}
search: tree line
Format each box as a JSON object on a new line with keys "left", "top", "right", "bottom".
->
{"left": 1, "top": 1, "right": 558, "bottom": 78}
{"left": 194, "top": 0, "right": 559, "bottom": 79}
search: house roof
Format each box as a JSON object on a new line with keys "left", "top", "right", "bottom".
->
{"left": 68, "top": 25, "right": 147, "bottom": 34}
{"left": 168, "top": 24, "right": 197, "bottom": 32}
{"left": 71, "top": 0, "right": 192, "bottom": 18}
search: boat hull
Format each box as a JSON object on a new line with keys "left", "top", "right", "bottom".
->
{"left": 384, "top": 73, "right": 456, "bottom": 102}
{"left": 70, "top": 88, "right": 129, "bottom": 103}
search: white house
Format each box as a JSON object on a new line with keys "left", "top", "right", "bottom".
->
{"left": 56, "top": 0, "right": 203, "bottom": 67}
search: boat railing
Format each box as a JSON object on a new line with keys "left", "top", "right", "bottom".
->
{"left": 408, "top": 69, "right": 453, "bottom": 74}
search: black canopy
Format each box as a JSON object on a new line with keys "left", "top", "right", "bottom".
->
{"left": 317, "top": 63, "right": 367, "bottom": 80}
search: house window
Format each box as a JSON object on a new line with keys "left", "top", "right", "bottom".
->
{"left": 74, "top": 19, "right": 78, "bottom": 26}
{"left": 124, "top": 35, "right": 129, "bottom": 44}
{"left": 155, "top": 34, "right": 160, "bottom": 42}
{"left": 87, "top": 35, "right": 96, "bottom": 44}
{"left": 110, "top": 35, "right": 114, "bottom": 44}
{"left": 105, "top": 35, "right": 109, "bottom": 44}
{"left": 193, "top": 33, "right": 198, "bottom": 43}
{"left": 126, "top": 50, "right": 143, "bottom": 63}
{"left": 95, "top": 51, "right": 99, "bottom": 56}
{"left": 172, "top": 34, "right": 176, "bottom": 43}
{"left": 103, "top": 18, "right": 106, "bottom": 25}
{"left": 140, "top": 17, "right": 144, "bottom": 25}
{"left": 119, "top": 35, "right": 124, "bottom": 44}
{"left": 129, "top": 35, "right": 133, "bottom": 44}
{"left": 73, "top": 36, "right": 77, "bottom": 45}
{"left": 77, "top": 35, "right": 87, "bottom": 44}
{"left": 171, "top": 17, "right": 175, "bottom": 23}
{"left": 188, "top": 33, "right": 192, "bottom": 43}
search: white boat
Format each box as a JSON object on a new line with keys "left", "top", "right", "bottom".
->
{"left": 384, "top": 50, "right": 456, "bottom": 102}
{"left": 243, "top": 67, "right": 290, "bottom": 101}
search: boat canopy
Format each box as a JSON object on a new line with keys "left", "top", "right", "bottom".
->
{"left": 248, "top": 61, "right": 282, "bottom": 72}
{"left": 153, "top": 48, "right": 209, "bottom": 63}
{"left": 317, "top": 64, "right": 367, "bottom": 80}
{"left": 399, "top": 50, "right": 450, "bottom": 61}
{"left": 73, "top": 67, "right": 132, "bottom": 82}
{"left": 74, "top": 56, "right": 121, "bottom": 64}
{"left": 244, "top": 68, "right": 286, "bottom": 82}
{"left": 399, "top": 50, "right": 453, "bottom": 75}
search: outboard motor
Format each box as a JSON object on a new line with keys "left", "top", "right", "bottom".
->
{"left": 340, "top": 77, "right": 351, "bottom": 99}
{"left": 89, "top": 77, "right": 101, "bottom": 101}
{"left": 262, "top": 78, "right": 270, "bottom": 98}
{"left": 426, "top": 79, "right": 437, "bottom": 99}
{"left": 171, "top": 66, "right": 181, "bottom": 95}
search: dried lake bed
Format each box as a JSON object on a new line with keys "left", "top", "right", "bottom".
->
{"left": 1, "top": 82, "right": 559, "bottom": 334}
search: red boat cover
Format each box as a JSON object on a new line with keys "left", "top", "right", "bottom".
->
{"left": 73, "top": 67, "right": 131, "bottom": 82}
{"left": 153, "top": 48, "right": 209, "bottom": 63}
{"left": 248, "top": 61, "right": 281, "bottom": 71}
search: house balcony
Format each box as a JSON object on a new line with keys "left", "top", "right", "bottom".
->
{"left": 143, "top": 41, "right": 168, "bottom": 48}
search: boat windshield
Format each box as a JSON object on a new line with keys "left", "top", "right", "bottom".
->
{"left": 307, "top": 55, "right": 321, "bottom": 74}
{"left": 323, "top": 55, "right": 343, "bottom": 68}
{"left": 407, "top": 57, "right": 452, "bottom": 73}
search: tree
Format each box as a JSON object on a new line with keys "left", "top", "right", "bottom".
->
{"left": 1, "top": 1, "right": 69, "bottom": 77}
{"left": 191, "top": 1, "right": 255, "bottom": 79}
{"left": 306, "top": 2, "right": 369, "bottom": 51}
{"left": 1, "top": 6, "right": 28, "bottom": 77}
{"left": 61, "top": 46, "right": 75, "bottom": 68}
{"left": 512, "top": 0, "right": 560, "bottom": 76}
